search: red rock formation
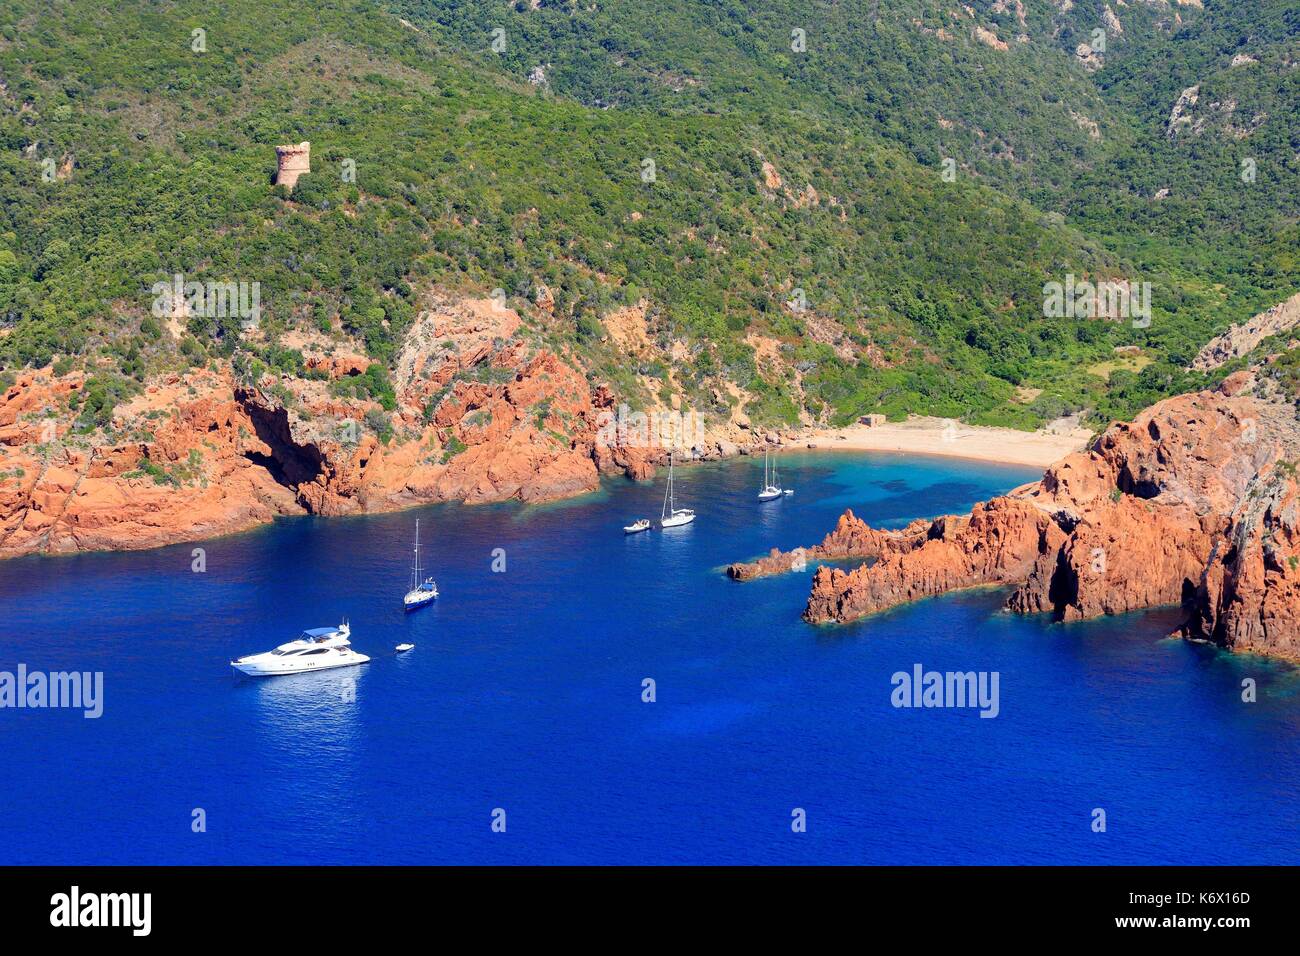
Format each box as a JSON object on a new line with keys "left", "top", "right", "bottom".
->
{"left": 804, "top": 498, "right": 1063, "bottom": 621}
{"left": 1188, "top": 464, "right": 1300, "bottom": 660}
{"left": 0, "top": 296, "right": 697, "bottom": 558}
{"left": 998, "top": 382, "right": 1270, "bottom": 622}
{"left": 0, "top": 374, "right": 305, "bottom": 556}
{"left": 0, "top": 370, "right": 82, "bottom": 446}
{"left": 736, "top": 374, "right": 1300, "bottom": 662}
{"left": 727, "top": 509, "right": 933, "bottom": 580}
{"left": 304, "top": 353, "right": 371, "bottom": 379}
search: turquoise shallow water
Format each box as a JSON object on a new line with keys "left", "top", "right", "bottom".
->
{"left": 0, "top": 450, "right": 1297, "bottom": 864}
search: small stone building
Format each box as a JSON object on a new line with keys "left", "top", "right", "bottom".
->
{"left": 275, "top": 142, "right": 311, "bottom": 190}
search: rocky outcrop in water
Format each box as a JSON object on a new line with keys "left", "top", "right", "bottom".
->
{"left": 1187, "top": 459, "right": 1300, "bottom": 660}
{"left": 727, "top": 509, "right": 934, "bottom": 580}
{"left": 805, "top": 498, "right": 1063, "bottom": 621}
{"left": 735, "top": 372, "right": 1300, "bottom": 662}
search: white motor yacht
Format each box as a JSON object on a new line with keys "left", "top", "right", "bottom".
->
{"left": 231, "top": 622, "right": 369, "bottom": 677}
{"left": 623, "top": 518, "right": 651, "bottom": 534}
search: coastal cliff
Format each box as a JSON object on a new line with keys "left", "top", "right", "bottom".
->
{"left": 729, "top": 371, "right": 1300, "bottom": 662}
{"left": 0, "top": 295, "right": 715, "bottom": 559}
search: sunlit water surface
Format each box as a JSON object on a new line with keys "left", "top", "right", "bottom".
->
{"left": 1, "top": 451, "right": 1297, "bottom": 864}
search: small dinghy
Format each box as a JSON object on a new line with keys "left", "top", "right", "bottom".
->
{"left": 624, "top": 518, "right": 651, "bottom": 534}
{"left": 395, "top": 643, "right": 415, "bottom": 653}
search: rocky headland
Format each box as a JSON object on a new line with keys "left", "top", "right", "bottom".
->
{"left": 0, "top": 294, "right": 732, "bottom": 559}
{"left": 728, "top": 370, "right": 1300, "bottom": 662}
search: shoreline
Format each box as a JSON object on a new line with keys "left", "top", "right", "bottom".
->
{"left": 1, "top": 421, "right": 1084, "bottom": 563}
{"left": 791, "top": 417, "right": 1095, "bottom": 469}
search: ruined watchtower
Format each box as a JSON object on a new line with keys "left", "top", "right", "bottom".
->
{"left": 274, "top": 141, "right": 311, "bottom": 191}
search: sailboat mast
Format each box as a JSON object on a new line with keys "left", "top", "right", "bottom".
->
{"left": 412, "top": 519, "right": 421, "bottom": 586}
{"left": 663, "top": 453, "right": 674, "bottom": 518}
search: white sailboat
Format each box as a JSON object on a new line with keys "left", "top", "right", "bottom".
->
{"left": 659, "top": 452, "right": 696, "bottom": 528}
{"left": 403, "top": 518, "right": 439, "bottom": 611}
{"left": 758, "top": 447, "right": 783, "bottom": 501}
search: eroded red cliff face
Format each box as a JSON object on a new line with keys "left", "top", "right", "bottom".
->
{"left": 1189, "top": 466, "right": 1300, "bottom": 660}
{"left": 805, "top": 498, "right": 1065, "bottom": 621}
{"left": 0, "top": 296, "right": 712, "bottom": 558}
{"left": 0, "top": 371, "right": 305, "bottom": 556}
{"left": 736, "top": 373, "right": 1300, "bottom": 662}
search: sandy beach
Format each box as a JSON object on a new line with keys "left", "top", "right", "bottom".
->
{"left": 797, "top": 416, "right": 1096, "bottom": 469}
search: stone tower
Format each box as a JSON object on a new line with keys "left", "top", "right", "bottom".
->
{"left": 275, "top": 141, "right": 311, "bottom": 191}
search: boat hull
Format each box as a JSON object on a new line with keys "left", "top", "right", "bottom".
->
{"left": 231, "top": 653, "right": 370, "bottom": 678}
{"left": 403, "top": 590, "right": 437, "bottom": 611}
{"left": 757, "top": 488, "right": 782, "bottom": 501}
{"left": 661, "top": 511, "right": 696, "bottom": 528}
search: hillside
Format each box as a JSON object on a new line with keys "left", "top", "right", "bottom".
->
{"left": 0, "top": 0, "right": 1296, "bottom": 557}
{"left": 392, "top": 0, "right": 1300, "bottom": 416}
{"left": 396, "top": 0, "right": 1298, "bottom": 240}
{"left": 3, "top": 0, "right": 1294, "bottom": 422}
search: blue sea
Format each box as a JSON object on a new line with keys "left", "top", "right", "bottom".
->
{"left": 1, "top": 451, "right": 1297, "bottom": 865}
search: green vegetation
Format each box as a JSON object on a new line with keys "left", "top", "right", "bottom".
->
{"left": 123, "top": 449, "right": 204, "bottom": 487}
{"left": 0, "top": 0, "right": 1295, "bottom": 436}
{"left": 364, "top": 406, "right": 394, "bottom": 444}
{"left": 331, "top": 364, "right": 397, "bottom": 410}
{"left": 440, "top": 435, "right": 467, "bottom": 464}
{"left": 69, "top": 375, "right": 137, "bottom": 433}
